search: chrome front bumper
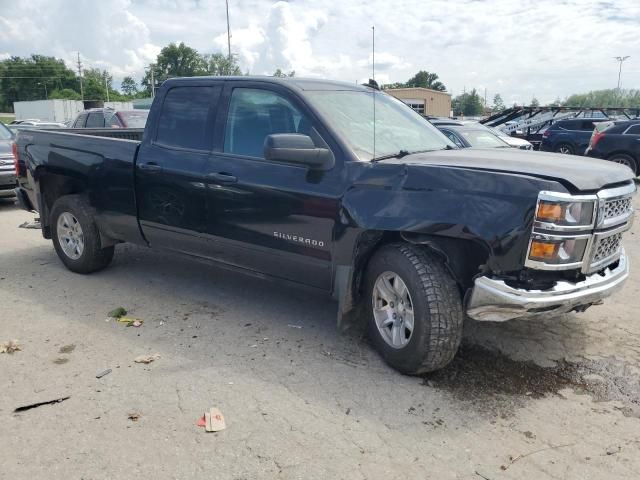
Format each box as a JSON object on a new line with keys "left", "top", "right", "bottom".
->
{"left": 466, "top": 249, "right": 629, "bottom": 322}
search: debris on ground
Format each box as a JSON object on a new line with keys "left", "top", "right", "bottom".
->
{"left": 18, "top": 220, "right": 41, "bottom": 229}
{"left": 107, "top": 307, "right": 127, "bottom": 319}
{"left": 14, "top": 396, "right": 70, "bottom": 413}
{"left": 197, "top": 407, "right": 227, "bottom": 432}
{"left": 606, "top": 445, "right": 621, "bottom": 455}
{"left": 59, "top": 344, "right": 76, "bottom": 354}
{"left": 53, "top": 357, "right": 69, "bottom": 365}
{"left": 1, "top": 339, "right": 21, "bottom": 354}
{"left": 96, "top": 369, "right": 112, "bottom": 379}
{"left": 134, "top": 353, "right": 161, "bottom": 364}
{"left": 287, "top": 324, "right": 303, "bottom": 329}
{"left": 117, "top": 316, "right": 143, "bottom": 327}
{"left": 127, "top": 412, "right": 141, "bottom": 422}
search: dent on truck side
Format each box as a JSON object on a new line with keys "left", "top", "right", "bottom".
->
{"left": 332, "top": 161, "right": 566, "bottom": 328}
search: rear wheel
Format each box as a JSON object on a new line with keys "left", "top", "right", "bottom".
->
{"left": 365, "top": 244, "right": 464, "bottom": 375}
{"left": 51, "top": 195, "right": 114, "bottom": 273}
{"left": 555, "top": 143, "right": 574, "bottom": 155}
{"left": 609, "top": 154, "right": 637, "bottom": 175}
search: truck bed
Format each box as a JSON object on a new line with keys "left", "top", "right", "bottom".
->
{"left": 16, "top": 127, "right": 144, "bottom": 245}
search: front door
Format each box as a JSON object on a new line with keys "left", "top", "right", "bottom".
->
{"left": 202, "top": 83, "right": 344, "bottom": 290}
{"left": 136, "top": 83, "right": 222, "bottom": 256}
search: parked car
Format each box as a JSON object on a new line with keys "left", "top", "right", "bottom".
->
{"left": 0, "top": 122, "right": 16, "bottom": 199}
{"left": 430, "top": 119, "right": 533, "bottom": 149}
{"left": 434, "top": 123, "right": 512, "bottom": 149}
{"left": 70, "top": 108, "right": 149, "bottom": 128}
{"left": 13, "top": 77, "right": 635, "bottom": 375}
{"left": 585, "top": 120, "right": 640, "bottom": 175}
{"left": 486, "top": 126, "right": 533, "bottom": 150}
{"left": 9, "top": 118, "right": 41, "bottom": 125}
{"left": 7, "top": 120, "right": 66, "bottom": 132}
{"left": 540, "top": 118, "right": 610, "bottom": 155}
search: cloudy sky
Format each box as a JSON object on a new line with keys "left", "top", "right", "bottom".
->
{"left": 0, "top": 0, "right": 638, "bottom": 104}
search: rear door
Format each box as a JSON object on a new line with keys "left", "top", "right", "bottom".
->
{"left": 136, "top": 82, "right": 222, "bottom": 256}
{"left": 201, "top": 82, "right": 343, "bottom": 290}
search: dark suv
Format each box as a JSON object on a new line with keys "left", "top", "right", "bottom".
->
{"left": 585, "top": 120, "right": 640, "bottom": 175}
{"left": 540, "top": 118, "right": 610, "bottom": 155}
{"left": 71, "top": 108, "right": 149, "bottom": 129}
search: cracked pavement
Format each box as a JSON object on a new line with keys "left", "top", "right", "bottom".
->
{"left": 1, "top": 195, "right": 639, "bottom": 479}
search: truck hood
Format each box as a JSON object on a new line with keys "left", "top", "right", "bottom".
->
{"left": 390, "top": 148, "right": 634, "bottom": 191}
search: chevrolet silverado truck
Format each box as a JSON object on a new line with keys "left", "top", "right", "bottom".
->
{"left": 13, "top": 77, "right": 636, "bottom": 374}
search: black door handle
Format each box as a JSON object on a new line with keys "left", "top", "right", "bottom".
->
{"left": 139, "top": 162, "right": 163, "bottom": 173}
{"left": 207, "top": 172, "right": 237, "bottom": 184}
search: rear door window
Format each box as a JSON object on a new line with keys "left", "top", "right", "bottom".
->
{"left": 86, "top": 112, "right": 105, "bottom": 128}
{"left": 155, "top": 86, "right": 220, "bottom": 150}
{"left": 625, "top": 125, "right": 640, "bottom": 135}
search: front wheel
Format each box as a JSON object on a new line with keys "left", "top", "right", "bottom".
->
{"left": 365, "top": 244, "right": 463, "bottom": 374}
{"left": 51, "top": 195, "right": 114, "bottom": 274}
{"left": 554, "top": 143, "right": 574, "bottom": 155}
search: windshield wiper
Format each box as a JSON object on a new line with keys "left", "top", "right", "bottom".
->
{"left": 370, "top": 149, "right": 411, "bottom": 163}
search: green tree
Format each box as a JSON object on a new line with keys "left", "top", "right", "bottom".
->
{"left": 403, "top": 70, "right": 446, "bottom": 91}
{"left": 120, "top": 76, "right": 138, "bottom": 96}
{"left": 204, "top": 53, "right": 242, "bottom": 76}
{"left": 530, "top": 97, "right": 540, "bottom": 107}
{"left": 49, "top": 88, "right": 82, "bottom": 100}
{"left": 492, "top": 93, "right": 505, "bottom": 112}
{"left": 273, "top": 68, "right": 295, "bottom": 77}
{"left": 0, "top": 55, "right": 79, "bottom": 111}
{"left": 564, "top": 89, "right": 640, "bottom": 108}
{"left": 141, "top": 42, "right": 206, "bottom": 94}
{"left": 547, "top": 97, "right": 562, "bottom": 107}
{"left": 452, "top": 89, "right": 484, "bottom": 116}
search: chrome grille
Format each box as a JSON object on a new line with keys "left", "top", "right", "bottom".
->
{"left": 604, "top": 197, "right": 632, "bottom": 221}
{"left": 593, "top": 233, "right": 622, "bottom": 263}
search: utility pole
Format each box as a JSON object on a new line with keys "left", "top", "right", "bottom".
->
{"left": 77, "top": 52, "right": 84, "bottom": 101}
{"left": 614, "top": 55, "right": 630, "bottom": 91}
{"left": 225, "top": 0, "right": 232, "bottom": 61}
{"left": 150, "top": 66, "right": 155, "bottom": 98}
{"left": 104, "top": 73, "right": 110, "bottom": 103}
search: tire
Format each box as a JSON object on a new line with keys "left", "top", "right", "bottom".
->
{"left": 554, "top": 143, "right": 574, "bottom": 155}
{"left": 364, "top": 243, "right": 463, "bottom": 375}
{"left": 50, "top": 195, "right": 114, "bottom": 274}
{"left": 608, "top": 153, "right": 637, "bottom": 175}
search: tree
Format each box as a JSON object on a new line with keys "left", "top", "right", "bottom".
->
{"left": 140, "top": 43, "right": 243, "bottom": 94}
{"left": 204, "top": 53, "right": 242, "bottom": 76}
{"left": 49, "top": 88, "right": 82, "bottom": 100}
{"left": 0, "top": 55, "right": 79, "bottom": 111}
{"left": 403, "top": 70, "right": 446, "bottom": 91}
{"left": 492, "top": 94, "right": 505, "bottom": 112}
{"left": 452, "top": 89, "right": 484, "bottom": 116}
{"left": 530, "top": 97, "right": 540, "bottom": 107}
{"left": 273, "top": 68, "right": 295, "bottom": 77}
{"left": 121, "top": 76, "right": 138, "bottom": 96}
{"left": 563, "top": 89, "right": 640, "bottom": 108}
{"left": 547, "top": 97, "right": 562, "bottom": 107}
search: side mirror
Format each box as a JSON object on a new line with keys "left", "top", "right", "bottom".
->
{"left": 264, "top": 134, "right": 334, "bottom": 171}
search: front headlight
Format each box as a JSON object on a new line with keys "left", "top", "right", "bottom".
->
{"left": 535, "top": 194, "right": 596, "bottom": 230}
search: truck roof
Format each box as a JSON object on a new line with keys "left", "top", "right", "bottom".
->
{"left": 162, "top": 76, "right": 369, "bottom": 92}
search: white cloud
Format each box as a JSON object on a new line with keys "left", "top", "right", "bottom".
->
{"left": 0, "top": 0, "right": 638, "bottom": 102}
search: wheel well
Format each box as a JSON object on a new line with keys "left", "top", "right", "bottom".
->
{"left": 349, "top": 231, "right": 489, "bottom": 308}
{"left": 39, "top": 173, "right": 87, "bottom": 238}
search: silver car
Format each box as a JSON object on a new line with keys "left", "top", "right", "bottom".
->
{"left": 0, "top": 123, "right": 15, "bottom": 199}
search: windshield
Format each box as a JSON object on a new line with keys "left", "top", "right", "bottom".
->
{"left": 118, "top": 111, "right": 149, "bottom": 128}
{"left": 455, "top": 129, "right": 510, "bottom": 148}
{"left": 305, "top": 90, "right": 453, "bottom": 161}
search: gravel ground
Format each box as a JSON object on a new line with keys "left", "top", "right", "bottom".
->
{"left": 1, "top": 196, "right": 639, "bottom": 479}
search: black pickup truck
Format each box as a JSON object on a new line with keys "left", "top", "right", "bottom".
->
{"left": 14, "top": 77, "right": 636, "bottom": 374}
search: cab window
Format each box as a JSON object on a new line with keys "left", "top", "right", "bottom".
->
{"left": 224, "top": 88, "right": 312, "bottom": 158}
